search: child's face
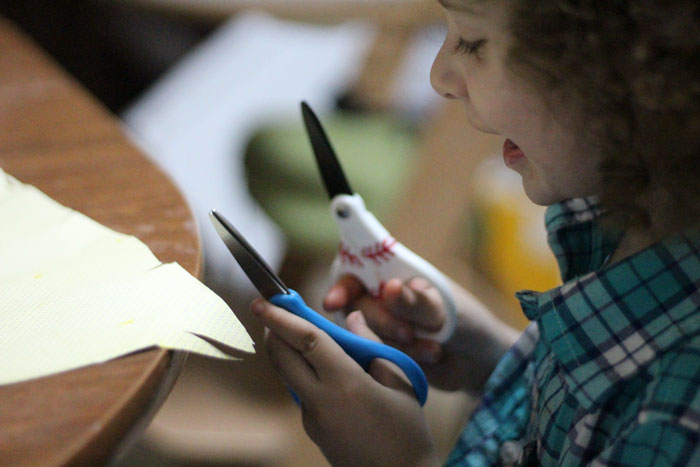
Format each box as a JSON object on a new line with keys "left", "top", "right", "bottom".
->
{"left": 431, "top": 0, "right": 601, "bottom": 205}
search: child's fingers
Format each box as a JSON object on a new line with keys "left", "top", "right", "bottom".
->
{"left": 399, "top": 338, "right": 443, "bottom": 366}
{"left": 252, "top": 299, "right": 361, "bottom": 383}
{"left": 264, "top": 327, "right": 319, "bottom": 395}
{"left": 384, "top": 277, "right": 446, "bottom": 332}
{"left": 345, "top": 310, "right": 383, "bottom": 343}
{"left": 355, "top": 301, "right": 442, "bottom": 365}
{"left": 346, "top": 311, "right": 416, "bottom": 398}
{"left": 323, "top": 275, "right": 365, "bottom": 311}
{"left": 351, "top": 294, "right": 415, "bottom": 344}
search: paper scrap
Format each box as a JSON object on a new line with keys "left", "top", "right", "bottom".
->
{"left": 0, "top": 168, "right": 254, "bottom": 386}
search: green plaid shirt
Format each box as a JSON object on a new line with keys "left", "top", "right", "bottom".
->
{"left": 446, "top": 197, "right": 700, "bottom": 466}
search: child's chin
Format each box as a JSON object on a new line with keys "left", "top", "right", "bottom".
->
{"left": 521, "top": 181, "right": 562, "bottom": 206}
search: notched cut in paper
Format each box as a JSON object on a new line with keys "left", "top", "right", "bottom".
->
{"left": 0, "top": 168, "right": 254, "bottom": 386}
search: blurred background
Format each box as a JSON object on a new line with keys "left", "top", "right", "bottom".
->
{"left": 0, "top": 0, "right": 560, "bottom": 465}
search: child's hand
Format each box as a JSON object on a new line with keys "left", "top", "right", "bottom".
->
{"left": 324, "top": 275, "right": 519, "bottom": 393}
{"left": 325, "top": 275, "right": 444, "bottom": 359}
{"left": 251, "top": 299, "right": 439, "bottom": 467}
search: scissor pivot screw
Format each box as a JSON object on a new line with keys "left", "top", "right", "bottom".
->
{"left": 335, "top": 206, "right": 351, "bottom": 218}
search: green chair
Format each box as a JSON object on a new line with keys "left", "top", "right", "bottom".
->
{"left": 244, "top": 110, "right": 418, "bottom": 260}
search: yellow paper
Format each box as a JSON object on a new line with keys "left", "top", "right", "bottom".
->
{"left": 0, "top": 169, "right": 254, "bottom": 386}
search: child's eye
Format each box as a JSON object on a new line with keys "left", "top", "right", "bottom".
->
{"left": 453, "top": 38, "right": 486, "bottom": 56}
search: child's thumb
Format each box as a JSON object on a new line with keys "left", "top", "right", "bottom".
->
{"left": 346, "top": 310, "right": 382, "bottom": 343}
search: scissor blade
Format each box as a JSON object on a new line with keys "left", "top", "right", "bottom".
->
{"left": 209, "top": 210, "right": 288, "bottom": 299}
{"left": 301, "top": 101, "right": 353, "bottom": 199}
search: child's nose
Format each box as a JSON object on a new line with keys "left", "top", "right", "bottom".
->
{"left": 430, "top": 45, "right": 467, "bottom": 100}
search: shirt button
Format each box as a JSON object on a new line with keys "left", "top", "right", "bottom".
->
{"left": 500, "top": 440, "right": 523, "bottom": 464}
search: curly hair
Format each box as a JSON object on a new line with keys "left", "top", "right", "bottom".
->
{"left": 505, "top": 0, "right": 700, "bottom": 234}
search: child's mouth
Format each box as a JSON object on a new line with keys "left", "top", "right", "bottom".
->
{"left": 503, "top": 139, "right": 525, "bottom": 168}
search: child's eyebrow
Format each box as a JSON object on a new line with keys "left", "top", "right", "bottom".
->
{"left": 437, "top": 0, "right": 484, "bottom": 15}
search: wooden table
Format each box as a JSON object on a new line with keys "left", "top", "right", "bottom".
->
{"left": 0, "top": 16, "right": 201, "bottom": 465}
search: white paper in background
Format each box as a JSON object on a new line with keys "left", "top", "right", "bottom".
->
{"left": 122, "top": 12, "right": 377, "bottom": 294}
{"left": 391, "top": 24, "right": 445, "bottom": 120}
{"left": 0, "top": 169, "right": 254, "bottom": 387}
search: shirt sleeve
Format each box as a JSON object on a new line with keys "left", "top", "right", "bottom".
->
{"left": 590, "top": 420, "right": 700, "bottom": 467}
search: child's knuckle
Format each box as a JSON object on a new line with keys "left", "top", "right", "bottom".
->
{"left": 300, "top": 330, "right": 321, "bottom": 356}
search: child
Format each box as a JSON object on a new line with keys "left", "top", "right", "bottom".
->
{"left": 250, "top": 0, "right": 700, "bottom": 465}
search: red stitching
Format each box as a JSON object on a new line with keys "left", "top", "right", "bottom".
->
{"left": 361, "top": 238, "right": 397, "bottom": 265}
{"left": 338, "top": 243, "right": 364, "bottom": 267}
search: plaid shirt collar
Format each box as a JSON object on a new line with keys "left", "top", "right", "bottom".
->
{"left": 516, "top": 198, "right": 700, "bottom": 411}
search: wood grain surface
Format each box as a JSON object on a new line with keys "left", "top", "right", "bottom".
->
{"left": 0, "top": 16, "right": 201, "bottom": 466}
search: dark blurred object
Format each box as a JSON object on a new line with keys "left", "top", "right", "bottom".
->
{"left": 0, "top": 0, "right": 214, "bottom": 113}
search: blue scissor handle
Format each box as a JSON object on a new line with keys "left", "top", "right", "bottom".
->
{"left": 270, "top": 289, "right": 428, "bottom": 406}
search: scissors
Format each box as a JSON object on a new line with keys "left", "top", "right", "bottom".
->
{"left": 209, "top": 210, "right": 428, "bottom": 406}
{"left": 300, "top": 102, "right": 457, "bottom": 343}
